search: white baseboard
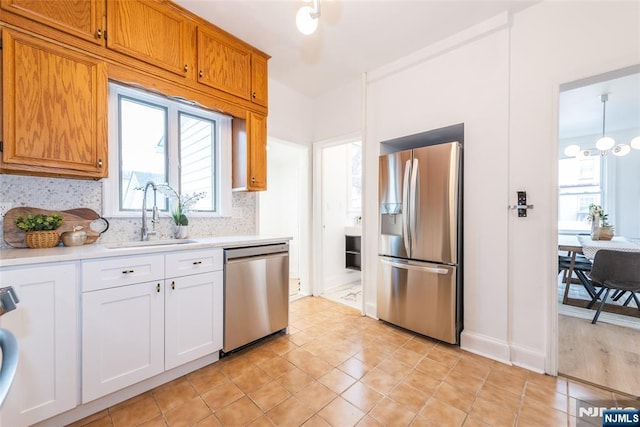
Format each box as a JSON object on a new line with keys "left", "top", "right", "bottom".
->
{"left": 509, "top": 343, "right": 546, "bottom": 374}
{"left": 460, "top": 330, "right": 510, "bottom": 364}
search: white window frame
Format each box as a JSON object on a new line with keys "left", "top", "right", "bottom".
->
{"left": 104, "top": 83, "right": 232, "bottom": 218}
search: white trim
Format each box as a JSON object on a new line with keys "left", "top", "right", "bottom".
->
{"left": 460, "top": 330, "right": 511, "bottom": 365}
{"left": 510, "top": 343, "right": 546, "bottom": 374}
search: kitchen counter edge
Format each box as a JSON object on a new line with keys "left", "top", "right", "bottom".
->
{"left": 0, "top": 235, "right": 293, "bottom": 268}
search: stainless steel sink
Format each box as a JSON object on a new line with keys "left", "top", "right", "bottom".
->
{"left": 104, "top": 239, "right": 197, "bottom": 249}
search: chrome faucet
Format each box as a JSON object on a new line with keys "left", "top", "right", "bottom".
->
{"left": 141, "top": 181, "right": 159, "bottom": 241}
{"left": 0, "top": 287, "right": 19, "bottom": 317}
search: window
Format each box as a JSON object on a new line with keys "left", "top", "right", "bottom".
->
{"left": 558, "top": 156, "right": 602, "bottom": 232}
{"left": 105, "top": 83, "right": 231, "bottom": 216}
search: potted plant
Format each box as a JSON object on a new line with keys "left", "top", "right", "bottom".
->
{"left": 15, "top": 213, "right": 64, "bottom": 248}
{"left": 157, "top": 184, "right": 206, "bottom": 239}
{"left": 587, "top": 204, "right": 614, "bottom": 240}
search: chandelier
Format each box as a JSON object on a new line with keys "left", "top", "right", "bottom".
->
{"left": 565, "top": 93, "right": 640, "bottom": 158}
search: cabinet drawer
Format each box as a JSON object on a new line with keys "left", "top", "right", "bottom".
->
{"left": 165, "top": 249, "right": 223, "bottom": 278}
{"left": 82, "top": 255, "right": 165, "bottom": 292}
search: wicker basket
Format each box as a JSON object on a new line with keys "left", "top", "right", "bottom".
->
{"left": 24, "top": 230, "right": 60, "bottom": 249}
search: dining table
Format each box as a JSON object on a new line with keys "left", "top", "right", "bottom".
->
{"left": 558, "top": 234, "right": 640, "bottom": 304}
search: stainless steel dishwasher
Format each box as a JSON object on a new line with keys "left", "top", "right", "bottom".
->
{"left": 223, "top": 242, "right": 289, "bottom": 352}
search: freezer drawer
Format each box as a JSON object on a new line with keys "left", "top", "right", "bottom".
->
{"left": 377, "top": 256, "right": 460, "bottom": 344}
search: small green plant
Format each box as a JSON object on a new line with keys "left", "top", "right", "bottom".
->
{"left": 15, "top": 213, "right": 63, "bottom": 231}
{"left": 587, "top": 204, "right": 609, "bottom": 226}
{"left": 156, "top": 184, "right": 206, "bottom": 226}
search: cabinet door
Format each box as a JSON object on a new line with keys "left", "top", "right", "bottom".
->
{"left": 82, "top": 281, "right": 164, "bottom": 403}
{"left": 0, "top": 0, "right": 106, "bottom": 44}
{"left": 165, "top": 271, "right": 222, "bottom": 370}
{"left": 0, "top": 263, "right": 78, "bottom": 427}
{"left": 197, "top": 26, "right": 251, "bottom": 100}
{"left": 1, "top": 29, "right": 108, "bottom": 178}
{"left": 106, "top": 0, "right": 191, "bottom": 77}
{"left": 251, "top": 53, "right": 268, "bottom": 107}
{"left": 247, "top": 112, "right": 267, "bottom": 191}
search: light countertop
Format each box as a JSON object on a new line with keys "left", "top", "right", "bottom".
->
{"left": 0, "top": 235, "right": 292, "bottom": 268}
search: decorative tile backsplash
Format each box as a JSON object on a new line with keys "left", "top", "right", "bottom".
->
{"left": 0, "top": 175, "right": 256, "bottom": 248}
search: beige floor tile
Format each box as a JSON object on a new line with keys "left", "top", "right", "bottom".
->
{"left": 267, "top": 396, "right": 315, "bottom": 426}
{"left": 73, "top": 297, "right": 627, "bottom": 427}
{"left": 369, "top": 397, "right": 417, "bottom": 426}
{"left": 317, "top": 396, "right": 365, "bottom": 426}
{"left": 231, "top": 365, "right": 273, "bottom": 394}
{"left": 426, "top": 347, "right": 460, "bottom": 368}
{"left": 419, "top": 397, "right": 466, "bottom": 427}
{"left": 276, "top": 367, "right": 316, "bottom": 393}
{"left": 445, "top": 367, "right": 485, "bottom": 395}
{"left": 164, "top": 396, "right": 211, "bottom": 427}
{"left": 318, "top": 367, "right": 357, "bottom": 394}
{"left": 415, "top": 357, "right": 452, "bottom": 380}
{"left": 434, "top": 381, "right": 476, "bottom": 413}
{"left": 477, "top": 382, "right": 522, "bottom": 414}
{"left": 201, "top": 381, "right": 244, "bottom": 411}
{"left": 468, "top": 397, "right": 516, "bottom": 426}
{"left": 342, "top": 381, "right": 384, "bottom": 412}
{"left": 523, "top": 381, "right": 568, "bottom": 413}
{"left": 517, "top": 397, "right": 568, "bottom": 426}
{"left": 339, "top": 356, "right": 373, "bottom": 379}
{"left": 485, "top": 368, "right": 527, "bottom": 396}
{"left": 295, "top": 381, "right": 337, "bottom": 412}
{"left": 110, "top": 395, "right": 161, "bottom": 427}
{"left": 255, "top": 355, "right": 297, "bottom": 378}
{"left": 187, "top": 365, "right": 229, "bottom": 394}
{"left": 302, "top": 414, "right": 331, "bottom": 426}
{"left": 248, "top": 380, "right": 291, "bottom": 412}
{"left": 153, "top": 378, "right": 198, "bottom": 413}
{"left": 402, "top": 369, "right": 442, "bottom": 395}
{"left": 388, "top": 381, "right": 431, "bottom": 413}
{"left": 361, "top": 367, "right": 404, "bottom": 394}
{"left": 214, "top": 396, "right": 263, "bottom": 425}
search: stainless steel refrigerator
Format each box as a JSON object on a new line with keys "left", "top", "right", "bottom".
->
{"left": 377, "top": 141, "right": 462, "bottom": 344}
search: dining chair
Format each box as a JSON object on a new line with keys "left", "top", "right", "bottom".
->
{"left": 558, "top": 254, "right": 597, "bottom": 301}
{"left": 586, "top": 250, "right": 640, "bottom": 324}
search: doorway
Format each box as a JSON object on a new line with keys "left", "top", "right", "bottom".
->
{"left": 556, "top": 66, "right": 640, "bottom": 396}
{"left": 259, "top": 138, "right": 310, "bottom": 298}
{"left": 313, "top": 136, "right": 363, "bottom": 311}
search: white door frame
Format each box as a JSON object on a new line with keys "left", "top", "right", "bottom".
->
{"left": 312, "top": 132, "right": 363, "bottom": 312}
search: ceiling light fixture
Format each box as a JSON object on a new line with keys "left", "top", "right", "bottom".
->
{"left": 296, "top": 0, "right": 320, "bottom": 35}
{"left": 564, "top": 93, "right": 635, "bottom": 159}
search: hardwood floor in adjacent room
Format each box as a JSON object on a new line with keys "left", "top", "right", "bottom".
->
{"left": 70, "top": 297, "right": 638, "bottom": 427}
{"left": 558, "top": 314, "right": 640, "bottom": 397}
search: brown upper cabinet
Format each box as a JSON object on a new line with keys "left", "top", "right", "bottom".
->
{"left": 1, "top": 29, "right": 108, "bottom": 179}
{"left": 106, "top": 0, "right": 193, "bottom": 77}
{"left": 251, "top": 53, "right": 268, "bottom": 107}
{"left": 0, "top": 0, "right": 106, "bottom": 45}
{"left": 197, "top": 26, "right": 251, "bottom": 100}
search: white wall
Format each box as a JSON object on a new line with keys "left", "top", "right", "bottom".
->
{"left": 508, "top": 0, "right": 640, "bottom": 371}
{"left": 313, "top": 80, "right": 363, "bottom": 141}
{"left": 311, "top": 2, "right": 640, "bottom": 373}
{"left": 365, "top": 19, "right": 511, "bottom": 360}
{"left": 320, "top": 144, "right": 360, "bottom": 291}
{"left": 268, "top": 79, "right": 314, "bottom": 146}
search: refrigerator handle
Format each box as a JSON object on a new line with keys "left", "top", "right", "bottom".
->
{"left": 409, "top": 158, "right": 419, "bottom": 251}
{"left": 402, "top": 160, "right": 412, "bottom": 256}
{"left": 380, "top": 258, "right": 449, "bottom": 275}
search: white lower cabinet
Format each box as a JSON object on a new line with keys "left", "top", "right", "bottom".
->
{"left": 165, "top": 271, "right": 223, "bottom": 370}
{"left": 82, "top": 280, "right": 165, "bottom": 403}
{"left": 0, "top": 263, "right": 78, "bottom": 427}
{"left": 81, "top": 248, "right": 224, "bottom": 403}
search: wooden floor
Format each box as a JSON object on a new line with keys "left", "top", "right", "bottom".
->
{"left": 558, "top": 314, "right": 640, "bottom": 396}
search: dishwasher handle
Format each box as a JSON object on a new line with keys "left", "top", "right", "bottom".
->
{"left": 224, "top": 243, "right": 289, "bottom": 261}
